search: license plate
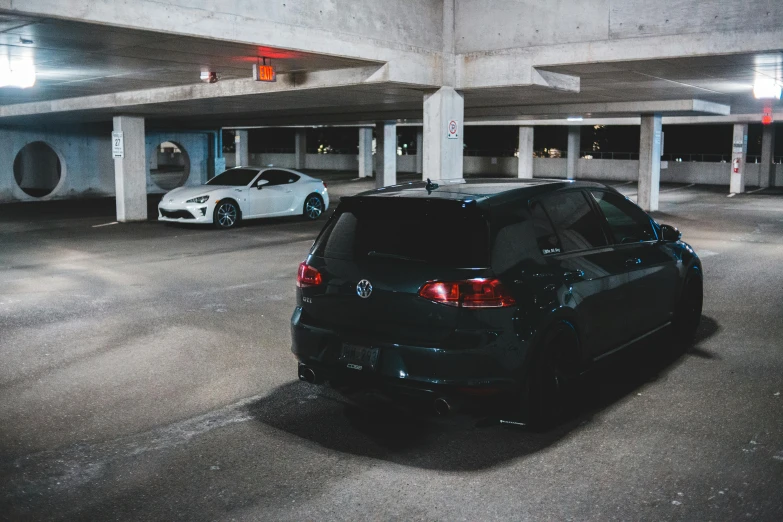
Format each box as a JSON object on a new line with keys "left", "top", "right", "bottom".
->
{"left": 340, "top": 344, "right": 380, "bottom": 371}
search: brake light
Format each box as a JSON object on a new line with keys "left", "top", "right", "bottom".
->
{"left": 418, "top": 279, "right": 515, "bottom": 308}
{"left": 297, "top": 262, "right": 322, "bottom": 287}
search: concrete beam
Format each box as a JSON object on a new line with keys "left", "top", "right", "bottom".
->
{"left": 566, "top": 126, "right": 580, "bottom": 180}
{"left": 638, "top": 114, "right": 662, "bottom": 211}
{"left": 294, "top": 130, "right": 306, "bottom": 170}
{"left": 235, "top": 130, "right": 249, "bottom": 167}
{"left": 517, "top": 127, "right": 534, "bottom": 179}
{"left": 423, "top": 87, "right": 464, "bottom": 180}
{"left": 358, "top": 127, "right": 373, "bottom": 178}
{"left": 0, "top": 66, "right": 392, "bottom": 120}
{"left": 375, "top": 122, "right": 396, "bottom": 188}
{"left": 464, "top": 99, "right": 730, "bottom": 119}
{"left": 729, "top": 123, "right": 749, "bottom": 194}
{"left": 113, "top": 116, "right": 147, "bottom": 222}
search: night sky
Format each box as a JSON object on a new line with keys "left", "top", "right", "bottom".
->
{"left": 228, "top": 122, "right": 782, "bottom": 159}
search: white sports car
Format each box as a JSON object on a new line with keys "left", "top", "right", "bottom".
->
{"left": 158, "top": 167, "right": 329, "bottom": 229}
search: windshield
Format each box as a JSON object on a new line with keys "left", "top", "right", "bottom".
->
{"left": 206, "top": 168, "right": 259, "bottom": 186}
{"left": 312, "top": 199, "right": 490, "bottom": 268}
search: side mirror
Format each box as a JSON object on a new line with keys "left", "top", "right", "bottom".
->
{"left": 256, "top": 179, "right": 269, "bottom": 190}
{"left": 660, "top": 224, "right": 682, "bottom": 242}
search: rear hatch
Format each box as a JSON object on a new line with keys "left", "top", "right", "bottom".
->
{"left": 301, "top": 196, "right": 492, "bottom": 346}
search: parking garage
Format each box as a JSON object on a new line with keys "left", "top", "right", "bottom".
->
{"left": 1, "top": 1, "right": 782, "bottom": 520}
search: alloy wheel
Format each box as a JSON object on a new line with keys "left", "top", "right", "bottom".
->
{"left": 217, "top": 202, "right": 237, "bottom": 228}
{"left": 305, "top": 197, "right": 323, "bottom": 219}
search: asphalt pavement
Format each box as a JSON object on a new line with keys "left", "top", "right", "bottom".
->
{"left": 1, "top": 175, "right": 782, "bottom": 521}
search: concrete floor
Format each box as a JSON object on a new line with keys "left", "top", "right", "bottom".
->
{"left": 1, "top": 175, "right": 782, "bottom": 521}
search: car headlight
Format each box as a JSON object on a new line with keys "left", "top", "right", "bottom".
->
{"left": 186, "top": 195, "right": 209, "bottom": 204}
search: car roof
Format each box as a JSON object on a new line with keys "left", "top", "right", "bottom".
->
{"left": 348, "top": 178, "right": 615, "bottom": 203}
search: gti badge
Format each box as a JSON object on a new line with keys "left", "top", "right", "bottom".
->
{"left": 356, "top": 279, "right": 373, "bottom": 298}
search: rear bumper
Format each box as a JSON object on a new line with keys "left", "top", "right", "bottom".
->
{"left": 290, "top": 306, "right": 525, "bottom": 404}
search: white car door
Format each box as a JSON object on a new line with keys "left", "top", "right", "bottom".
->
{"left": 247, "top": 170, "right": 299, "bottom": 216}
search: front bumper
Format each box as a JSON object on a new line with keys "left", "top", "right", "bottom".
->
{"left": 158, "top": 203, "right": 213, "bottom": 224}
{"left": 290, "top": 306, "right": 524, "bottom": 407}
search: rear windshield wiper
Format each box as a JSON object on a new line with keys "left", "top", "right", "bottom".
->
{"left": 367, "top": 251, "right": 425, "bottom": 263}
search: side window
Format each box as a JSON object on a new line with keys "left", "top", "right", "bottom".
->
{"left": 541, "top": 191, "right": 609, "bottom": 252}
{"left": 259, "top": 170, "right": 299, "bottom": 186}
{"left": 529, "top": 199, "right": 562, "bottom": 255}
{"left": 591, "top": 191, "right": 656, "bottom": 243}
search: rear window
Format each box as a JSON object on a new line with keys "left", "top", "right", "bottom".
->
{"left": 312, "top": 199, "right": 490, "bottom": 267}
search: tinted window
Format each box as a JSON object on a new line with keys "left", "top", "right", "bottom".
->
{"left": 313, "top": 200, "right": 490, "bottom": 267}
{"left": 260, "top": 170, "right": 300, "bottom": 186}
{"left": 541, "top": 191, "right": 608, "bottom": 252}
{"left": 530, "top": 200, "right": 562, "bottom": 255}
{"left": 207, "top": 168, "right": 259, "bottom": 186}
{"left": 591, "top": 191, "right": 656, "bottom": 243}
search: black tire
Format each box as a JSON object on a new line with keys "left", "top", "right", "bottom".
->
{"left": 213, "top": 200, "right": 240, "bottom": 229}
{"left": 303, "top": 194, "right": 324, "bottom": 220}
{"left": 672, "top": 267, "right": 703, "bottom": 344}
{"left": 524, "top": 321, "right": 580, "bottom": 429}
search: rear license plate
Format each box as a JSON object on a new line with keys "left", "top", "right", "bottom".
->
{"left": 340, "top": 344, "right": 380, "bottom": 371}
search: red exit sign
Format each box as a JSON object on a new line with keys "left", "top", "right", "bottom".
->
{"left": 253, "top": 64, "right": 276, "bottom": 82}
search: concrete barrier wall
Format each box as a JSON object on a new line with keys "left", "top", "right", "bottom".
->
{"left": 0, "top": 126, "right": 114, "bottom": 203}
{"left": 145, "top": 132, "right": 210, "bottom": 194}
{"left": 225, "top": 152, "right": 783, "bottom": 186}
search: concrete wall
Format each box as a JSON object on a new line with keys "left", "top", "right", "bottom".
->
{"left": 0, "top": 126, "right": 114, "bottom": 203}
{"left": 455, "top": 0, "right": 783, "bottom": 54}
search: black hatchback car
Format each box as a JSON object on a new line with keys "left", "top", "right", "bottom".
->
{"left": 291, "top": 179, "right": 702, "bottom": 424}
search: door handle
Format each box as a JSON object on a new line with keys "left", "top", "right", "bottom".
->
{"left": 563, "top": 269, "right": 585, "bottom": 282}
{"left": 625, "top": 257, "right": 642, "bottom": 267}
{"left": 285, "top": 190, "right": 293, "bottom": 193}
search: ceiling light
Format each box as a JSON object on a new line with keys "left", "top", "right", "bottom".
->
{"left": 753, "top": 78, "right": 782, "bottom": 100}
{"left": 0, "top": 56, "right": 36, "bottom": 88}
{"left": 567, "top": 116, "right": 583, "bottom": 122}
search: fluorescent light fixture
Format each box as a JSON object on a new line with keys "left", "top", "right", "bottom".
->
{"left": 567, "top": 116, "right": 583, "bottom": 122}
{"left": 753, "top": 78, "right": 782, "bottom": 100}
{"left": 0, "top": 56, "right": 36, "bottom": 88}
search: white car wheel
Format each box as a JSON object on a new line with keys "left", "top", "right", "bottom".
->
{"left": 214, "top": 201, "right": 239, "bottom": 229}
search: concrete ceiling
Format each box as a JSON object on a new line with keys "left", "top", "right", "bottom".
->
{"left": 0, "top": 14, "right": 780, "bottom": 127}
{"left": 0, "top": 13, "right": 376, "bottom": 105}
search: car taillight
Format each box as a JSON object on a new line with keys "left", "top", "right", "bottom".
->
{"left": 418, "top": 279, "right": 515, "bottom": 308}
{"left": 297, "top": 262, "right": 322, "bottom": 288}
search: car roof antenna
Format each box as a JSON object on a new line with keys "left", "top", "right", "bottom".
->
{"left": 425, "top": 178, "right": 439, "bottom": 194}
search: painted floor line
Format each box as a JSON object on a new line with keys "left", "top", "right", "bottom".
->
{"left": 660, "top": 183, "right": 695, "bottom": 193}
{"left": 92, "top": 222, "right": 118, "bottom": 228}
{"left": 746, "top": 187, "right": 767, "bottom": 194}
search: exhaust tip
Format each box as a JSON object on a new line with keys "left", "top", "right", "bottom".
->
{"left": 299, "top": 366, "right": 316, "bottom": 384}
{"left": 433, "top": 397, "right": 452, "bottom": 416}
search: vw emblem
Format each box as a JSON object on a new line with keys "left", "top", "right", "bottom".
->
{"left": 356, "top": 279, "right": 373, "bottom": 298}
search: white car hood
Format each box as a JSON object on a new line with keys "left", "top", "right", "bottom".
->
{"left": 162, "top": 185, "right": 237, "bottom": 204}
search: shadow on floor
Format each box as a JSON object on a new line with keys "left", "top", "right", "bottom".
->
{"left": 246, "top": 316, "right": 721, "bottom": 472}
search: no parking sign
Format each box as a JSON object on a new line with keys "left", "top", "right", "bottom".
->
{"left": 447, "top": 119, "right": 459, "bottom": 139}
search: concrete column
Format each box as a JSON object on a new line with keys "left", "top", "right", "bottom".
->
{"left": 760, "top": 124, "right": 776, "bottom": 188}
{"left": 375, "top": 121, "right": 397, "bottom": 188}
{"left": 423, "top": 87, "right": 464, "bottom": 180}
{"left": 517, "top": 126, "right": 534, "bottom": 179}
{"left": 729, "top": 123, "right": 749, "bottom": 194}
{"left": 235, "top": 130, "right": 249, "bottom": 167}
{"left": 415, "top": 129, "right": 423, "bottom": 175}
{"left": 566, "top": 126, "right": 580, "bottom": 180}
{"left": 638, "top": 114, "right": 663, "bottom": 212}
{"left": 294, "top": 130, "right": 306, "bottom": 170}
{"left": 358, "top": 127, "right": 373, "bottom": 178}
{"left": 113, "top": 115, "right": 147, "bottom": 222}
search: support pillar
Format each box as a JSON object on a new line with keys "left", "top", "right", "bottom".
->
{"left": 760, "top": 124, "right": 776, "bottom": 188}
{"left": 358, "top": 127, "right": 373, "bottom": 178}
{"left": 112, "top": 115, "right": 147, "bottom": 222}
{"left": 566, "top": 126, "right": 580, "bottom": 180}
{"left": 375, "top": 121, "right": 397, "bottom": 188}
{"left": 729, "top": 123, "right": 748, "bottom": 194}
{"left": 294, "top": 130, "right": 306, "bottom": 170}
{"left": 415, "top": 129, "right": 423, "bottom": 175}
{"left": 423, "top": 87, "right": 464, "bottom": 180}
{"left": 235, "top": 130, "right": 249, "bottom": 167}
{"left": 517, "top": 126, "right": 534, "bottom": 179}
{"left": 638, "top": 114, "right": 662, "bottom": 212}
